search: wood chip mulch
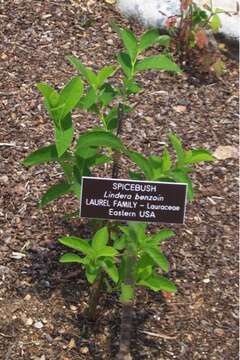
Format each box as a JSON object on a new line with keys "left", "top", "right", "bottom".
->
{"left": 0, "top": 1, "right": 238, "bottom": 359}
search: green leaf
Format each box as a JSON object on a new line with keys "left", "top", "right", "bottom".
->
{"left": 127, "top": 151, "right": 153, "bottom": 179}
{"left": 76, "top": 130, "right": 124, "bottom": 154}
{"left": 96, "top": 66, "right": 116, "bottom": 88}
{"left": 59, "top": 236, "right": 92, "bottom": 255}
{"left": 96, "top": 246, "right": 118, "bottom": 258}
{"left": 86, "top": 266, "right": 98, "bottom": 284}
{"left": 54, "top": 114, "right": 74, "bottom": 157}
{"left": 76, "top": 146, "right": 98, "bottom": 159}
{"left": 162, "top": 148, "right": 172, "bottom": 172}
{"left": 104, "top": 107, "right": 118, "bottom": 131}
{"left": 135, "top": 55, "right": 181, "bottom": 73}
{"left": 118, "top": 225, "right": 129, "bottom": 237}
{"left": 22, "top": 144, "right": 58, "bottom": 167}
{"left": 37, "top": 83, "right": 59, "bottom": 108}
{"left": 170, "top": 169, "right": 193, "bottom": 201}
{"left": 60, "top": 160, "right": 73, "bottom": 182}
{"left": 137, "top": 264, "right": 153, "bottom": 281}
{"left": 120, "top": 283, "right": 134, "bottom": 302}
{"left": 150, "top": 229, "right": 175, "bottom": 244}
{"left": 113, "top": 234, "right": 126, "bottom": 250}
{"left": 102, "top": 259, "right": 119, "bottom": 283}
{"left": 58, "top": 76, "right": 83, "bottom": 120}
{"left": 39, "top": 182, "right": 72, "bottom": 208}
{"left": 110, "top": 20, "right": 122, "bottom": 37}
{"left": 139, "top": 29, "right": 161, "bottom": 52}
{"left": 70, "top": 181, "right": 81, "bottom": 198}
{"left": 88, "top": 154, "right": 112, "bottom": 166}
{"left": 98, "top": 83, "right": 116, "bottom": 107}
{"left": 137, "top": 253, "right": 154, "bottom": 270}
{"left": 129, "top": 222, "right": 147, "bottom": 244}
{"left": 92, "top": 226, "right": 109, "bottom": 251}
{"left": 139, "top": 274, "right": 177, "bottom": 292}
{"left": 128, "top": 170, "right": 143, "bottom": 180}
{"left": 184, "top": 149, "right": 215, "bottom": 164}
{"left": 146, "top": 247, "right": 169, "bottom": 272}
{"left": 168, "top": 133, "right": 185, "bottom": 166}
{"left": 126, "top": 81, "right": 142, "bottom": 95}
{"left": 210, "top": 14, "right": 222, "bottom": 33}
{"left": 158, "top": 35, "right": 171, "bottom": 47}
{"left": 59, "top": 253, "right": 87, "bottom": 264}
{"left": 148, "top": 155, "right": 162, "bottom": 168}
{"left": 120, "top": 28, "right": 138, "bottom": 62}
{"left": 67, "top": 55, "right": 97, "bottom": 87}
{"left": 79, "top": 87, "right": 97, "bottom": 110}
{"left": 117, "top": 52, "right": 132, "bottom": 78}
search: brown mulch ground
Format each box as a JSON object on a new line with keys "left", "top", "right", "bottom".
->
{"left": 0, "top": 1, "right": 239, "bottom": 359}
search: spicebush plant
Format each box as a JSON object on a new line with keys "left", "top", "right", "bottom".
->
{"left": 23, "top": 22, "right": 214, "bottom": 357}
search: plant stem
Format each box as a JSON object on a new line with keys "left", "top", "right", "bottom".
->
{"left": 112, "top": 103, "right": 124, "bottom": 179}
{"left": 116, "top": 234, "right": 137, "bottom": 359}
{"left": 86, "top": 272, "right": 104, "bottom": 321}
{"left": 86, "top": 105, "right": 125, "bottom": 320}
{"left": 117, "top": 303, "right": 134, "bottom": 360}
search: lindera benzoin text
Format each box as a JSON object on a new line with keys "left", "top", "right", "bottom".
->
{"left": 23, "top": 21, "right": 215, "bottom": 359}
{"left": 80, "top": 178, "right": 186, "bottom": 222}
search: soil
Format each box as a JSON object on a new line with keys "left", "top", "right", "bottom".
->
{"left": 0, "top": 1, "right": 238, "bottom": 359}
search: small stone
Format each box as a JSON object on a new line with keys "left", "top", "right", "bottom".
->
{"left": 106, "top": 38, "right": 114, "bottom": 45}
{"left": 10, "top": 252, "right": 26, "bottom": 260}
{"left": 70, "top": 305, "right": 77, "bottom": 311}
{"left": 68, "top": 338, "right": 76, "bottom": 350}
{"left": 14, "top": 184, "right": 26, "bottom": 194}
{"left": 214, "top": 145, "right": 238, "bottom": 160}
{"left": 44, "top": 333, "right": 53, "bottom": 342}
{"left": 26, "top": 318, "right": 33, "bottom": 326}
{"left": 145, "top": 116, "right": 153, "bottom": 123}
{"left": 203, "top": 278, "right": 210, "bottom": 283}
{"left": 104, "top": 0, "right": 116, "bottom": 4}
{"left": 1, "top": 53, "right": 7, "bottom": 60}
{"left": 214, "top": 328, "right": 225, "bottom": 336}
{"left": 24, "top": 294, "right": 31, "bottom": 301}
{"left": 0, "top": 175, "right": 9, "bottom": 184}
{"left": 173, "top": 105, "right": 187, "bottom": 113}
{"left": 41, "top": 14, "right": 52, "bottom": 19}
{"left": 0, "top": 265, "right": 10, "bottom": 275}
{"left": 34, "top": 321, "right": 44, "bottom": 329}
{"left": 80, "top": 346, "right": 89, "bottom": 354}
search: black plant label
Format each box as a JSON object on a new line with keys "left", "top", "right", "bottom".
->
{"left": 80, "top": 177, "right": 187, "bottom": 224}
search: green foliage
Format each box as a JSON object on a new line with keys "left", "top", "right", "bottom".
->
{"left": 37, "top": 77, "right": 83, "bottom": 157}
{"left": 23, "top": 22, "right": 215, "bottom": 319}
{"left": 23, "top": 24, "right": 184, "bottom": 208}
{"left": 112, "top": 21, "right": 181, "bottom": 81}
{"left": 139, "top": 30, "right": 169, "bottom": 52}
{"left": 116, "top": 222, "right": 176, "bottom": 294}
{"left": 135, "top": 54, "right": 181, "bottom": 73}
{"left": 39, "top": 182, "right": 72, "bottom": 208}
{"left": 23, "top": 144, "right": 58, "bottom": 167}
{"left": 138, "top": 274, "right": 177, "bottom": 292}
{"left": 59, "top": 227, "right": 119, "bottom": 284}
{"left": 128, "top": 133, "right": 214, "bottom": 201}
{"left": 76, "top": 130, "right": 125, "bottom": 154}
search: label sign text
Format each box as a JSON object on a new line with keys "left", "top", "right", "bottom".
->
{"left": 80, "top": 177, "right": 187, "bottom": 224}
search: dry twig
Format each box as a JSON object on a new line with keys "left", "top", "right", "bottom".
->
{"left": 138, "top": 329, "right": 177, "bottom": 340}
